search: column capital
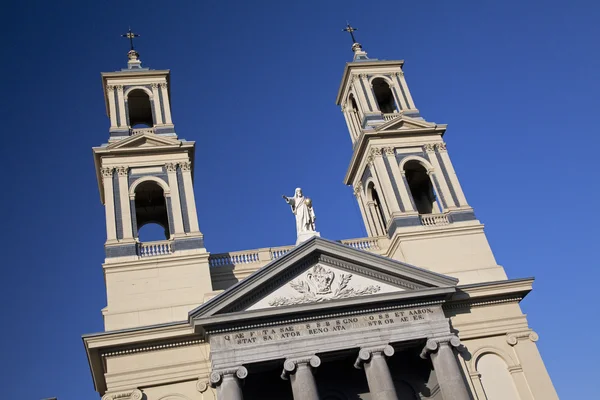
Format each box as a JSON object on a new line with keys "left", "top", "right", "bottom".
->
{"left": 354, "top": 345, "right": 394, "bottom": 369}
{"left": 159, "top": 82, "right": 168, "bottom": 89}
{"left": 281, "top": 355, "right": 321, "bottom": 380}
{"left": 151, "top": 83, "right": 159, "bottom": 89}
{"left": 115, "top": 166, "right": 129, "bottom": 177}
{"left": 506, "top": 330, "right": 539, "bottom": 346}
{"left": 102, "top": 389, "right": 142, "bottom": 400}
{"left": 115, "top": 84, "right": 124, "bottom": 91}
{"left": 436, "top": 142, "right": 447, "bottom": 152}
{"left": 106, "top": 84, "right": 115, "bottom": 91}
{"left": 180, "top": 161, "right": 191, "bottom": 172}
{"left": 353, "top": 181, "right": 363, "bottom": 198}
{"left": 396, "top": 71, "right": 405, "bottom": 77}
{"left": 420, "top": 336, "right": 461, "bottom": 359}
{"left": 209, "top": 366, "right": 248, "bottom": 387}
{"left": 383, "top": 147, "right": 395, "bottom": 157}
{"left": 165, "top": 162, "right": 178, "bottom": 172}
{"left": 196, "top": 379, "right": 210, "bottom": 393}
{"left": 101, "top": 167, "right": 114, "bottom": 178}
{"left": 423, "top": 143, "right": 436, "bottom": 153}
{"left": 370, "top": 147, "right": 383, "bottom": 157}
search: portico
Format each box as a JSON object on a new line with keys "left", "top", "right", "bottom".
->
{"left": 190, "top": 237, "right": 472, "bottom": 399}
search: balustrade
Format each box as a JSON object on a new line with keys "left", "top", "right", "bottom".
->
{"left": 209, "top": 251, "right": 260, "bottom": 267}
{"left": 130, "top": 127, "right": 156, "bottom": 135}
{"left": 138, "top": 240, "right": 172, "bottom": 257}
{"left": 383, "top": 113, "right": 400, "bottom": 121}
{"left": 420, "top": 213, "right": 449, "bottom": 226}
{"left": 341, "top": 237, "right": 382, "bottom": 251}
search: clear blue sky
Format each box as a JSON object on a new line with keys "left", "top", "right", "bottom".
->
{"left": 1, "top": 0, "right": 598, "bottom": 398}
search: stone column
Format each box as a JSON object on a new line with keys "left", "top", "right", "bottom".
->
{"left": 106, "top": 85, "right": 118, "bottom": 128}
{"left": 210, "top": 366, "right": 248, "bottom": 400}
{"left": 395, "top": 71, "right": 415, "bottom": 109}
{"left": 393, "top": 72, "right": 410, "bottom": 110}
{"left": 354, "top": 345, "right": 397, "bottom": 400}
{"left": 424, "top": 144, "right": 456, "bottom": 210}
{"left": 165, "top": 163, "right": 185, "bottom": 235}
{"left": 383, "top": 147, "right": 414, "bottom": 213}
{"left": 151, "top": 83, "right": 164, "bottom": 125}
{"left": 159, "top": 82, "right": 172, "bottom": 124}
{"left": 351, "top": 75, "right": 370, "bottom": 115}
{"left": 281, "top": 355, "right": 321, "bottom": 400}
{"left": 367, "top": 201, "right": 385, "bottom": 236}
{"left": 116, "top": 166, "right": 133, "bottom": 239}
{"left": 101, "top": 167, "right": 117, "bottom": 242}
{"left": 420, "top": 337, "right": 471, "bottom": 400}
{"left": 371, "top": 148, "right": 401, "bottom": 217}
{"left": 436, "top": 143, "right": 468, "bottom": 207}
{"left": 116, "top": 85, "right": 127, "bottom": 128}
{"left": 361, "top": 74, "right": 378, "bottom": 112}
{"left": 179, "top": 161, "right": 200, "bottom": 233}
{"left": 354, "top": 182, "right": 376, "bottom": 237}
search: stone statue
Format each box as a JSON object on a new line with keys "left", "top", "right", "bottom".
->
{"left": 282, "top": 188, "right": 317, "bottom": 238}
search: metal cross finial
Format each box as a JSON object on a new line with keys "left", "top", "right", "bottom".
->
{"left": 343, "top": 22, "right": 358, "bottom": 44}
{"left": 121, "top": 28, "right": 140, "bottom": 51}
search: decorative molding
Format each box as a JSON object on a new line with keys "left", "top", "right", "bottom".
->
{"left": 506, "top": 330, "right": 539, "bottom": 346}
{"left": 180, "top": 161, "right": 191, "bottom": 172}
{"left": 210, "top": 366, "right": 248, "bottom": 387}
{"left": 281, "top": 355, "right": 321, "bottom": 380}
{"left": 196, "top": 380, "right": 209, "bottom": 393}
{"left": 443, "top": 296, "right": 523, "bottom": 311}
{"left": 115, "top": 85, "right": 124, "bottom": 91}
{"left": 267, "top": 264, "right": 381, "bottom": 307}
{"left": 420, "top": 335, "right": 461, "bottom": 359}
{"left": 359, "top": 73, "right": 368, "bottom": 79}
{"left": 101, "top": 338, "right": 205, "bottom": 358}
{"left": 354, "top": 345, "right": 394, "bottom": 369}
{"left": 159, "top": 82, "right": 168, "bottom": 89}
{"left": 371, "top": 147, "right": 383, "bottom": 157}
{"left": 423, "top": 143, "right": 436, "bottom": 153}
{"left": 353, "top": 181, "right": 363, "bottom": 198}
{"left": 396, "top": 71, "right": 404, "bottom": 77}
{"left": 101, "top": 389, "right": 143, "bottom": 400}
{"left": 436, "top": 142, "right": 447, "bottom": 152}
{"left": 115, "top": 166, "right": 128, "bottom": 177}
{"left": 384, "top": 147, "right": 395, "bottom": 157}
{"left": 151, "top": 83, "right": 159, "bottom": 89}
{"left": 106, "top": 85, "right": 115, "bottom": 91}
{"left": 165, "top": 162, "right": 178, "bottom": 172}
{"left": 101, "top": 167, "right": 114, "bottom": 178}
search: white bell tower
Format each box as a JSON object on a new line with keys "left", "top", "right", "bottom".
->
{"left": 92, "top": 36, "right": 213, "bottom": 331}
{"left": 336, "top": 27, "right": 506, "bottom": 284}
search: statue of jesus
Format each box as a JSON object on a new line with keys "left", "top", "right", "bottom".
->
{"left": 282, "top": 188, "right": 316, "bottom": 235}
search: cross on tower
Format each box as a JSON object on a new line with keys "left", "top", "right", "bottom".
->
{"left": 343, "top": 23, "right": 358, "bottom": 44}
{"left": 122, "top": 28, "right": 140, "bottom": 51}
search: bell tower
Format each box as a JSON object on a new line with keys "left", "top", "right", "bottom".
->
{"left": 336, "top": 28, "right": 506, "bottom": 284}
{"left": 93, "top": 38, "right": 212, "bottom": 331}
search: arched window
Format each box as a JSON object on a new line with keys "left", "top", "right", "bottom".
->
{"left": 477, "top": 353, "right": 521, "bottom": 400}
{"left": 134, "top": 181, "right": 170, "bottom": 241}
{"left": 404, "top": 160, "right": 436, "bottom": 214}
{"left": 372, "top": 78, "right": 397, "bottom": 114}
{"left": 127, "top": 89, "right": 153, "bottom": 127}
{"left": 367, "top": 182, "right": 387, "bottom": 234}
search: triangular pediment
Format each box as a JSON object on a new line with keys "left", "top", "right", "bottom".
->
{"left": 376, "top": 115, "right": 440, "bottom": 133}
{"left": 106, "top": 133, "right": 181, "bottom": 150}
{"left": 190, "top": 237, "right": 457, "bottom": 323}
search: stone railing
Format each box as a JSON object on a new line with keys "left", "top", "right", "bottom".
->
{"left": 139, "top": 240, "right": 172, "bottom": 257}
{"left": 130, "top": 127, "right": 156, "bottom": 135}
{"left": 420, "top": 213, "right": 450, "bottom": 227}
{"left": 340, "top": 237, "right": 385, "bottom": 251}
{"left": 383, "top": 113, "right": 401, "bottom": 121}
{"left": 271, "top": 245, "right": 294, "bottom": 260}
{"left": 209, "top": 250, "right": 261, "bottom": 267}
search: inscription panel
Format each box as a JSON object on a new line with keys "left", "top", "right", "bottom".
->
{"left": 211, "top": 306, "right": 443, "bottom": 350}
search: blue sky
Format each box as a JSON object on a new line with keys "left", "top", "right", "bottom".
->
{"left": 1, "top": 0, "right": 598, "bottom": 398}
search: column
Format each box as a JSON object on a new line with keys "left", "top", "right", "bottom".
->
{"left": 351, "top": 75, "right": 371, "bottom": 114}
{"left": 101, "top": 168, "right": 117, "bottom": 241}
{"left": 354, "top": 345, "right": 397, "bottom": 400}
{"left": 160, "top": 82, "right": 172, "bottom": 124}
{"left": 354, "top": 182, "right": 376, "bottom": 237}
{"left": 116, "top": 85, "right": 127, "bottom": 128}
{"left": 151, "top": 83, "right": 164, "bottom": 125}
{"left": 387, "top": 81, "right": 402, "bottom": 113}
{"left": 281, "top": 355, "right": 320, "bottom": 400}
{"left": 436, "top": 143, "right": 468, "bottom": 207}
{"left": 420, "top": 337, "right": 471, "bottom": 400}
{"left": 367, "top": 201, "right": 385, "bottom": 236}
{"left": 393, "top": 72, "right": 410, "bottom": 110}
{"left": 165, "top": 163, "right": 185, "bottom": 235}
{"left": 383, "top": 148, "right": 414, "bottom": 213}
{"left": 180, "top": 161, "right": 200, "bottom": 232}
{"left": 361, "top": 74, "right": 378, "bottom": 112}
{"left": 210, "top": 366, "right": 247, "bottom": 400}
{"left": 371, "top": 148, "right": 401, "bottom": 216}
{"left": 116, "top": 166, "right": 133, "bottom": 239}
{"left": 424, "top": 144, "right": 456, "bottom": 210}
{"left": 395, "top": 71, "right": 416, "bottom": 109}
{"left": 106, "top": 85, "right": 118, "bottom": 128}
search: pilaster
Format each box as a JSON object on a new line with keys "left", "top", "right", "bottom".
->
{"left": 106, "top": 85, "right": 118, "bottom": 128}
{"left": 436, "top": 143, "right": 468, "bottom": 207}
{"left": 116, "top": 85, "right": 126, "bottom": 128}
{"left": 151, "top": 83, "right": 164, "bottom": 125}
{"left": 354, "top": 182, "right": 376, "bottom": 237}
{"left": 165, "top": 162, "right": 185, "bottom": 235}
{"left": 362, "top": 74, "right": 378, "bottom": 112}
{"left": 351, "top": 75, "right": 371, "bottom": 115}
{"left": 384, "top": 147, "right": 415, "bottom": 213}
{"left": 423, "top": 144, "right": 456, "bottom": 210}
{"left": 101, "top": 167, "right": 117, "bottom": 242}
{"left": 159, "top": 82, "right": 172, "bottom": 124}
{"left": 116, "top": 166, "right": 133, "bottom": 239}
{"left": 371, "top": 147, "right": 401, "bottom": 217}
{"left": 180, "top": 161, "right": 200, "bottom": 233}
{"left": 395, "top": 70, "right": 415, "bottom": 109}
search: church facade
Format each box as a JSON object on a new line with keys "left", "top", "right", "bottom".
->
{"left": 83, "top": 42, "right": 558, "bottom": 400}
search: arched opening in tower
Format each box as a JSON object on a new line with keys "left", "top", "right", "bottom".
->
{"left": 372, "top": 78, "right": 397, "bottom": 114}
{"left": 127, "top": 89, "right": 153, "bottom": 127}
{"left": 367, "top": 182, "right": 387, "bottom": 234}
{"left": 134, "top": 181, "right": 170, "bottom": 241}
{"left": 404, "top": 160, "right": 436, "bottom": 214}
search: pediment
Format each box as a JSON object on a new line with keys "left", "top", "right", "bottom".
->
{"left": 106, "top": 133, "right": 181, "bottom": 150}
{"left": 376, "top": 115, "right": 439, "bottom": 132}
{"left": 190, "top": 237, "right": 457, "bottom": 322}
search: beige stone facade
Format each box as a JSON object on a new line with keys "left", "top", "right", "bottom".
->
{"left": 84, "top": 46, "right": 558, "bottom": 400}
